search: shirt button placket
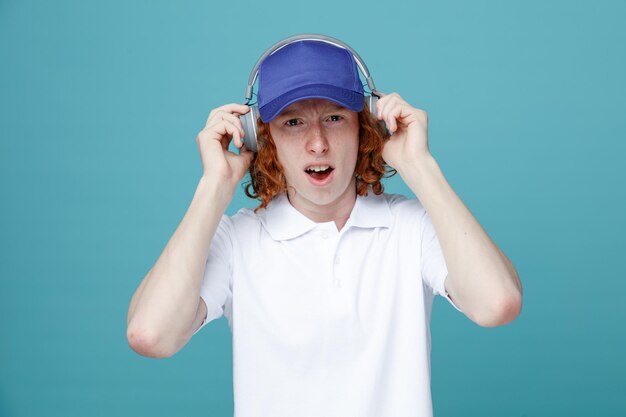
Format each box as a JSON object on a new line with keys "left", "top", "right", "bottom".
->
{"left": 333, "top": 235, "right": 344, "bottom": 289}
{"left": 318, "top": 226, "right": 339, "bottom": 290}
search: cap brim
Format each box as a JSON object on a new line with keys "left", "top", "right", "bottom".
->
{"left": 259, "top": 84, "right": 364, "bottom": 123}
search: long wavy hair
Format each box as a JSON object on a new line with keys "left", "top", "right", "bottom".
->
{"left": 244, "top": 102, "right": 395, "bottom": 210}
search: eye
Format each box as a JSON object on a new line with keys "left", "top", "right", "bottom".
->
{"left": 328, "top": 115, "right": 343, "bottom": 122}
{"left": 285, "top": 118, "right": 301, "bottom": 127}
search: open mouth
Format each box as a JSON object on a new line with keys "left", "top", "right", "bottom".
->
{"left": 305, "top": 165, "right": 335, "bottom": 181}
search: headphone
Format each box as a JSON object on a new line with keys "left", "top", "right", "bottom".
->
{"left": 239, "top": 34, "right": 383, "bottom": 152}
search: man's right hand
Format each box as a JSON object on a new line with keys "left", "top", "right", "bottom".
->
{"left": 196, "top": 103, "right": 254, "bottom": 189}
{"left": 128, "top": 104, "right": 255, "bottom": 358}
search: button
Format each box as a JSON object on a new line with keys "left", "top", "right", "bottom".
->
{"left": 333, "top": 278, "right": 342, "bottom": 288}
{"left": 334, "top": 256, "right": 341, "bottom": 265}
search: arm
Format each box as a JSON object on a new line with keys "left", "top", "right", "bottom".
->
{"left": 126, "top": 104, "right": 253, "bottom": 358}
{"left": 377, "top": 93, "right": 522, "bottom": 327}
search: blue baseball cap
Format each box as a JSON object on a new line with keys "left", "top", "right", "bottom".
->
{"left": 257, "top": 40, "right": 364, "bottom": 123}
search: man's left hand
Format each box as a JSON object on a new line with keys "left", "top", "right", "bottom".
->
{"left": 376, "top": 92, "right": 431, "bottom": 172}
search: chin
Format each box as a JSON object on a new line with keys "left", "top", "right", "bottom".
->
{"left": 310, "top": 186, "right": 354, "bottom": 207}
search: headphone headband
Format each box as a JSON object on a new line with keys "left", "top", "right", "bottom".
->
{"left": 238, "top": 34, "right": 385, "bottom": 152}
{"left": 244, "top": 33, "right": 377, "bottom": 105}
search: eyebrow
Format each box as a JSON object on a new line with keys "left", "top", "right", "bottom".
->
{"left": 278, "top": 103, "right": 346, "bottom": 118}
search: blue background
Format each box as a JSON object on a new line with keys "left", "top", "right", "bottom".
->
{"left": 1, "top": 0, "right": 625, "bottom": 416}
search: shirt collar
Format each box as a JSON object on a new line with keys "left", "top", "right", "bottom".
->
{"left": 260, "top": 191, "right": 393, "bottom": 241}
{"left": 347, "top": 192, "right": 393, "bottom": 230}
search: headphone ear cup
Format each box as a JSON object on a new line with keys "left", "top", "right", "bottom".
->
{"left": 240, "top": 105, "right": 260, "bottom": 152}
{"left": 366, "top": 94, "right": 378, "bottom": 119}
{"left": 365, "top": 95, "right": 388, "bottom": 134}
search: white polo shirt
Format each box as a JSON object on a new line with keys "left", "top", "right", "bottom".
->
{"left": 196, "top": 191, "right": 462, "bottom": 417}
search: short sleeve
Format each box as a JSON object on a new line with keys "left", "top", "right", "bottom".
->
{"left": 420, "top": 209, "right": 463, "bottom": 313}
{"left": 193, "top": 215, "right": 234, "bottom": 335}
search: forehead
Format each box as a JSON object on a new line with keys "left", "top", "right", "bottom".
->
{"left": 277, "top": 98, "right": 348, "bottom": 117}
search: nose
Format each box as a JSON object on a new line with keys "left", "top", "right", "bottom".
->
{"left": 306, "top": 123, "right": 329, "bottom": 154}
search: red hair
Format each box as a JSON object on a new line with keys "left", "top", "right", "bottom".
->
{"left": 244, "top": 103, "right": 395, "bottom": 210}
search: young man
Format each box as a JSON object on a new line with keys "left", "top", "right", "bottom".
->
{"left": 127, "top": 39, "right": 522, "bottom": 416}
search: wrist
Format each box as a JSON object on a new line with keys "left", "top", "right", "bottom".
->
{"left": 395, "top": 151, "right": 437, "bottom": 179}
{"left": 196, "top": 176, "right": 236, "bottom": 209}
{"left": 395, "top": 153, "right": 441, "bottom": 197}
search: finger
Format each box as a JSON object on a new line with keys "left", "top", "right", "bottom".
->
{"left": 388, "top": 103, "right": 415, "bottom": 132}
{"left": 387, "top": 106, "right": 398, "bottom": 133}
{"left": 198, "top": 123, "right": 230, "bottom": 150}
{"left": 202, "top": 119, "right": 241, "bottom": 150}
{"left": 227, "top": 147, "right": 254, "bottom": 174}
{"left": 416, "top": 108, "right": 428, "bottom": 124}
{"left": 233, "top": 128, "right": 243, "bottom": 149}
{"left": 221, "top": 119, "right": 243, "bottom": 149}
{"left": 381, "top": 102, "right": 398, "bottom": 133}
{"left": 238, "top": 146, "right": 253, "bottom": 160}
{"left": 219, "top": 134, "right": 231, "bottom": 151}
{"left": 378, "top": 95, "right": 400, "bottom": 123}
{"left": 376, "top": 94, "right": 388, "bottom": 120}
{"left": 196, "top": 125, "right": 221, "bottom": 145}
{"left": 377, "top": 93, "right": 401, "bottom": 121}
{"left": 205, "top": 111, "right": 244, "bottom": 145}
{"left": 206, "top": 104, "right": 250, "bottom": 126}
{"left": 196, "top": 127, "right": 228, "bottom": 157}
{"left": 209, "top": 110, "right": 246, "bottom": 140}
{"left": 379, "top": 92, "right": 405, "bottom": 111}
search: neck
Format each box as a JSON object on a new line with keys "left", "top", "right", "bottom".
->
{"left": 286, "top": 180, "right": 357, "bottom": 231}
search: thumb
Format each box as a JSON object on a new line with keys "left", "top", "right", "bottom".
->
{"left": 237, "top": 148, "right": 254, "bottom": 170}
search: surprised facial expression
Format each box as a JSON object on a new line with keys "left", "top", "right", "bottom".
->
{"left": 268, "top": 98, "right": 360, "bottom": 215}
